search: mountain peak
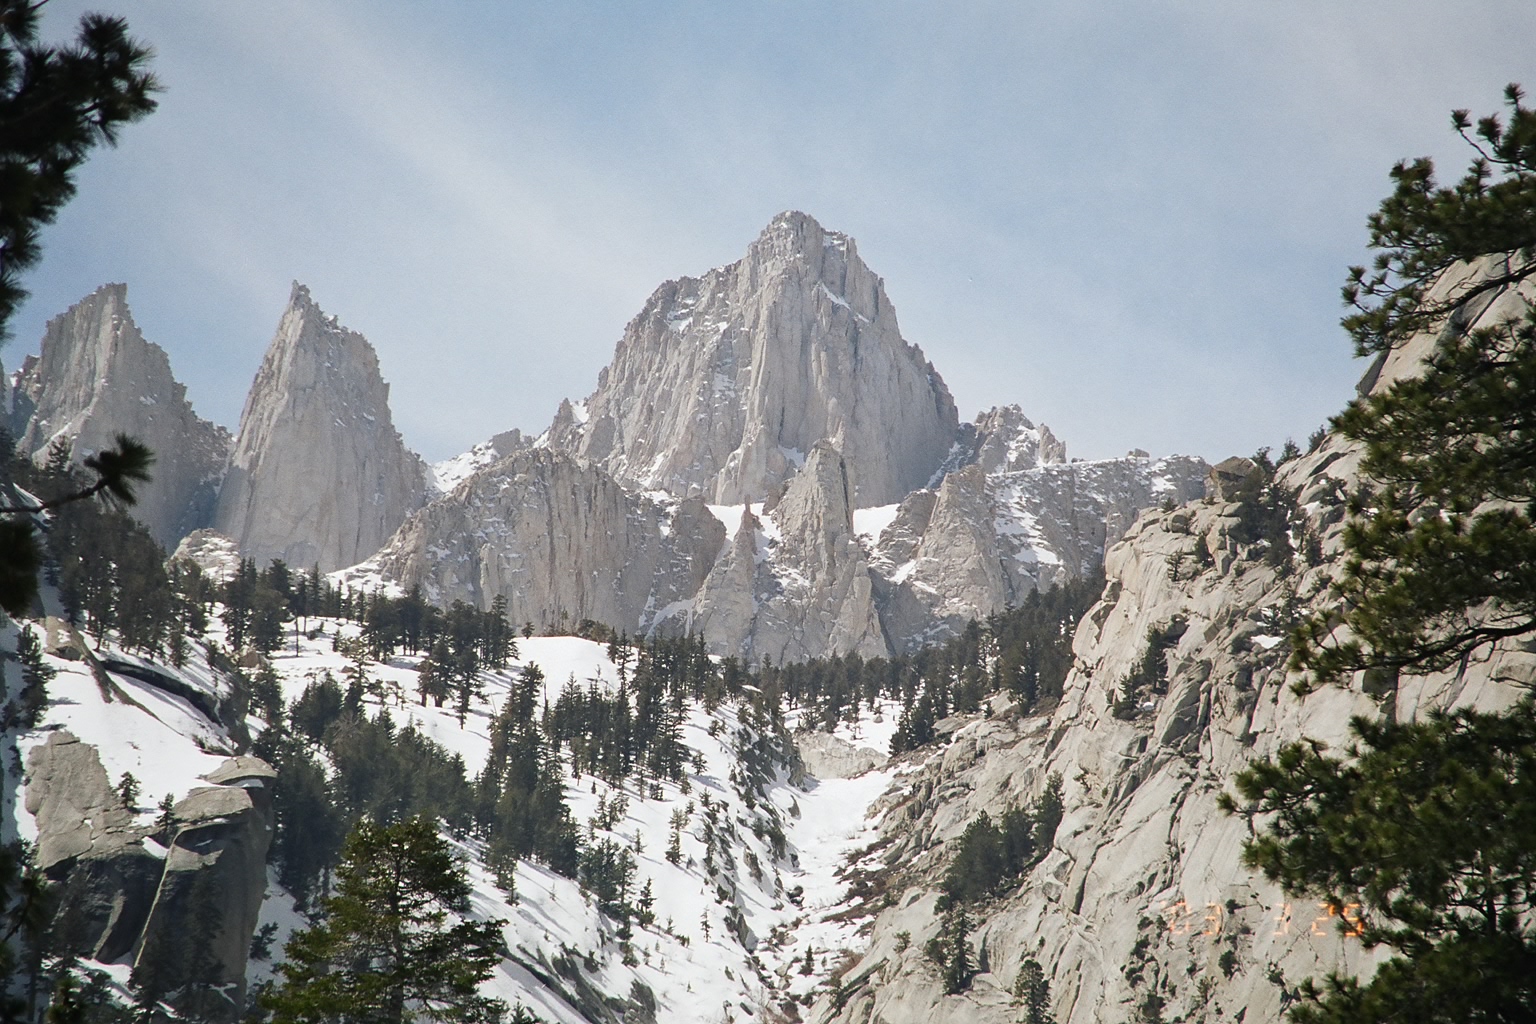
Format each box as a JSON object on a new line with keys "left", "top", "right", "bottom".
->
{"left": 546, "top": 214, "right": 960, "bottom": 506}
{"left": 213, "top": 286, "right": 427, "bottom": 572}
{"left": 13, "top": 283, "right": 229, "bottom": 546}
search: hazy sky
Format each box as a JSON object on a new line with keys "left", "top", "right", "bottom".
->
{"left": 12, "top": 1, "right": 1534, "bottom": 465}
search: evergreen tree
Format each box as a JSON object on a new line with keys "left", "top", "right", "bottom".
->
{"left": 1294, "top": 84, "right": 1536, "bottom": 683}
{"left": 0, "top": 0, "right": 157, "bottom": 330}
{"left": 924, "top": 904, "right": 975, "bottom": 995}
{"left": 1013, "top": 957, "right": 1054, "bottom": 1024}
{"left": 1224, "top": 701, "right": 1536, "bottom": 1022}
{"left": 267, "top": 816, "right": 507, "bottom": 1024}
{"left": 9, "top": 624, "right": 54, "bottom": 729}
{"left": 1239, "top": 86, "right": 1536, "bottom": 1024}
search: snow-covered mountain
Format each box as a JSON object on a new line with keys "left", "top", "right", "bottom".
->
{"left": 11, "top": 216, "right": 1201, "bottom": 655}
{"left": 4, "top": 212, "right": 1224, "bottom": 1022}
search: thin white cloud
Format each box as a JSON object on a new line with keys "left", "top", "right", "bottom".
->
{"left": 13, "top": 0, "right": 1536, "bottom": 464}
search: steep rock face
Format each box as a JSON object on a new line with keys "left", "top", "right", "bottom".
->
{"left": 355, "top": 448, "right": 724, "bottom": 634}
{"left": 809, "top": 260, "right": 1535, "bottom": 1024}
{"left": 691, "top": 442, "right": 888, "bottom": 663}
{"left": 869, "top": 410, "right": 1207, "bottom": 651}
{"left": 13, "top": 284, "right": 231, "bottom": 547}
{"left": 214, "top": 284, "right": 428, "bottom": 572}
{"left": 26, "top": 734, "right": 274, "bottom": 1022}
{"left": 545, "top": 211, "right": 960, "bottom": 506}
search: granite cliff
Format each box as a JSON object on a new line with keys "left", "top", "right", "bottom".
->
{"left": 804, "top": 258, "right": 1536, "bottom": 1024}
{"left": 10, "top": 284, "right": 230, "bottom": 547}
{"left": 544, "top": 211, "right": 960, "bottom": 507}
{"left": 214, "top": 284, "right": 430, "bottom": 572}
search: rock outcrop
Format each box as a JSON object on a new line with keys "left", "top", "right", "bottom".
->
{"left": 12, "top": 284, "right": 231, "bottom": 547}
{"left": 354, "top": 448, "right": 723, "bottom": 634}
{"left": 214, "top": 284, "right": 429, "bottom": 571}
{"left": 868, "top": 408, "right": 1207, "bottom": 650}
{"left": 26, "top": 734, "right": 274, "bottom": 1022}
{"left": 691, "top": 442, "right": 889, "bottom": 663}
{"left": 545, "top": 211, "right": 960, "bottom": 506}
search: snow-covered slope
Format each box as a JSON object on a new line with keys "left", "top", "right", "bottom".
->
{"left": 5, "top": 610, "right": 907, "bottom": 1023}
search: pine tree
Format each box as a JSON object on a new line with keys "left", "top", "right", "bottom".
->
{"left": 1238, "top": 86, "right": 1536, "bottom": 1024}
{"left": 1013, "top": 957, "right": 1055, "bottom": 1024}
{"left": 925, "top": 905, "right": 976, "bottom": 995}
{"left": 1294, "top": 84, "right": 1536, "bottom": 684}
{"left": 1224, "top": 701, "right": 1536, "bottom": 1022}
{"left": 115, "top": 772, "right": 138, "bottom": 811}
{"left": 266, "top": 816, "right": 507, "bottom": 1024}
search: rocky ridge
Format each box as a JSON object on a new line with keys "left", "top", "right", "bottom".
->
{"left": 805, "top": 259, "right": 1536, "bottom": 1024}
{"left": 691, "top": 441, "right": 888, "bottom": 664}
{"left": 351, "top": 446, "right": 724, "bottom": 633}
{"left": 10, "top": 284, "right": 231, "bottom": 547}
{"left": 214, "top": 284, "right": 430, "bottom": 572}
{"left": 867, "top": 409, "right": 1207, "bottom": 651}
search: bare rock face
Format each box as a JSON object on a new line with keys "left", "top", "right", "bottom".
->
{"left": 808, "top": 260, "right": 1535, "bottom": 1024}
{"left": 546, "top": 211, "right": 961, "bottom": 506}
{"left": 25, "top": 734, "right": 274, "bottom": 1022}
{"left": 967, "top": 403, "right": 1068, "bottom": 475}
{"left": 171, "top": 528, "right": 243, "bottom": 582}
{"left": 356, "top": 448, "right": 723, "bottom": 634}
{"left": 868, "top": 408, "right": 1208, "bottom": 651}
{"left": 692, "top": 442, "right": 888, "bottom": 663}
{"left": 13, "top": 284, "right": 231, "bottom": 547}
{"left": 215, "top": 284, "right": 429, "bottom": 571}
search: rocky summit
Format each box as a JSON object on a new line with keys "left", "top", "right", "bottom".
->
{"left": 544, "top": 211, "right": 961, "bottom": 507}
{"left": 334, "top": 215, "right": 1206, "bottom": 662}
{"left": 10, "top": 284, "right": 231, "bottom": 547}
{"left": 213, "top": 283, "right": 430, "bottom": 572}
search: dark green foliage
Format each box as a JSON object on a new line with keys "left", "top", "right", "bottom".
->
{"left": 261, "top": 734, "right": 344, "bottom": 908}
{"left": 114, "top": 772, "right": 137, "bottom": 811}
{"left": 1224, "top": 700, "right": 1536, "bottom": 1021}
{"left": 1340, "top": 83, "right": 1536, "bottom": 358}
{"left": 578, "top": 838, "right": 636, "bottom": 924}
{"left": 0, "top": 518, "right": 41, "bottom": 616}
{"left": 0, "top": 840, "right": 52, "bottom": 1019}
{"left": 1229, "top": 453, "right": 1300, "bottom": 572}
{"left": 1113, "top": 620, "right": 1184, "bottom": 719}
{"left": 1013, "top": 957, "right": 1055, "bottom": 1024}
{"left": 1237, "top": 87, "right": 1536, "bottom": 1024}
{"left": 887, "top": 571, "right": 1105, "bottom": 754}
{"left": 941, "top": 812, "right": 1010, "bottom": 904}
{"left": 940, "top": 775, "right": 1063, "bottom": 905}
{"left": 0, "top": 2, "right": 158, "bottom": 332}
{"left": 476, "top": 665, "right": 580, "bottom": 878}
{"left": 328, "top": 712, "right": 476, "bottom": 829}
{"left": 1295, "top": 85, "right": 1536, "bottom": 684}
{"left": 289, "top": 673, "right": 346, "bottom": 742}
{"left": 924, "top": 904, "right": 976, "bottom": 994}
{"left": 266, "top": 816, "right": 507, "bottom": 1024}
{"left": 12, "top": 448, "right": 173, "bottom": 651}
{"left": 5, "top": 623, "right": 54, "bottom": 729}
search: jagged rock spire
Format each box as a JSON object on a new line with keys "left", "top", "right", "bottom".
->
{"left": 214, "top": 283, "right": 428, "bottom": 572}
{"left": 12, "top": 284, "right": 230, "bottom": 547}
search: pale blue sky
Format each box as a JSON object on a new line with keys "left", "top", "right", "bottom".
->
{"left": 13, "top": 1, "right": 1535, "bottom": 465}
